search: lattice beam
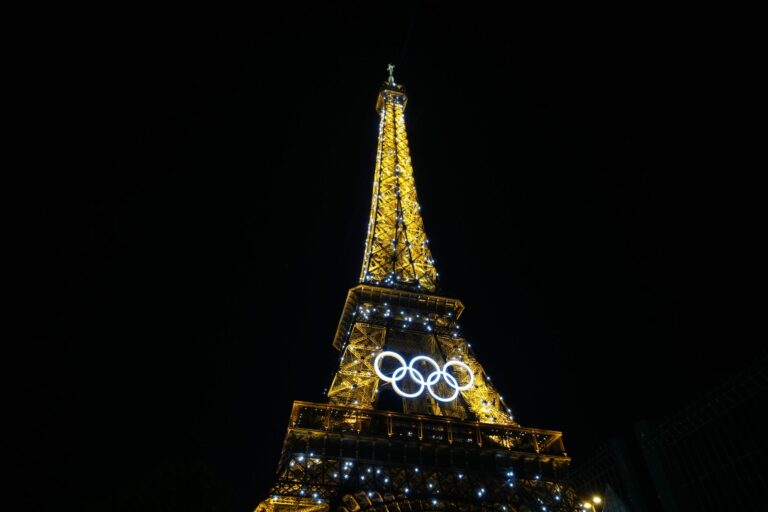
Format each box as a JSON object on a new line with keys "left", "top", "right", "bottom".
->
{"left": 328, "top": 323, "right": 387, "bottom": 408}
{"left": 437, "top": 336, "right": 517, "bottom": 426}
{"left": 360, "top": 82, "right": 438, "bottom": 292}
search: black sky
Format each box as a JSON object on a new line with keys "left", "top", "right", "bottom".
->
{"left": 18, "top": 5, "right": 763, "bottom": 511}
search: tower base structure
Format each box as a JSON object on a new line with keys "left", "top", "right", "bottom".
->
{"left": 256, "top": 402, "right": 578, "bottom": 512}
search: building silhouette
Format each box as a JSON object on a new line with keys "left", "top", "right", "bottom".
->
{"left": 569, "top": 353, "right": 767, "bottom": 511}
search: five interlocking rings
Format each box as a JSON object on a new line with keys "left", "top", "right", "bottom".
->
{"left": 373, "top": 351, "right": 474, "bottom": 403}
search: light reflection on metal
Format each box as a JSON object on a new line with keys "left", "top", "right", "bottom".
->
{"left": 327, "top": 323, "right": 385, "bottom": 408}
{"left": 359, "top": 74, "right": 438, "bottom": 291}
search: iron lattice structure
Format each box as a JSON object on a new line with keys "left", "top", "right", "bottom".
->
{"left": 257, "top": 70, "right": 578, "bottom": 512}
{"left": 359, "top": 76, "right": 437, "bottom": 292}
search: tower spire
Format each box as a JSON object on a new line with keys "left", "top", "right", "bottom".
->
{"left": 386, "top": 62, "right": 396, "bottom": 85}
{"left": 359, "top": 67, "right": 438, "bottom": 291}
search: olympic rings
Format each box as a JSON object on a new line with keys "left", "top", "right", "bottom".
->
{"left": 373, "top": 351, "right": 474, "bottom": 403}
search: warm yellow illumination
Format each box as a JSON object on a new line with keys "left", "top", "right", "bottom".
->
{"left": 331, "top": 72, "right": 518, "bottom": 425}
{"left": 360, "top": 81, "right": 438, "bottom": 291}
{"left": 327, "top": 323, "right": 386, "bottom": 408}
{"left": 436, "top": 335, "right": 518, "bottom": 425}
{"left": 256, "top": 67, "right": 573, "bottom": 512}
{"left": 582, "top": 503, "right": 592, "bottom": 509}
{"left": 593, "top": 496, "right": 602, "bottom": 504}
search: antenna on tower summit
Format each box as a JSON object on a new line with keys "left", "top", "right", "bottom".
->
{"left": 386, "top": 63, "right": 396, "bottom": 85}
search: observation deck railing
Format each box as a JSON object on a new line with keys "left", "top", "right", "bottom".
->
{"left": 289, "top": 401, "right": 567, "bottom": 461}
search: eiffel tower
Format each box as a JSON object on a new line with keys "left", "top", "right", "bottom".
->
{"left": 256, "top": 66, "right": 577, "bottom": 512}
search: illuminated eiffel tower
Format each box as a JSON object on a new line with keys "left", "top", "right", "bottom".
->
{"left": 256, "top": 66, "right": 577, "bottom": 512}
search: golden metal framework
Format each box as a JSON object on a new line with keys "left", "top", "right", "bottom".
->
{"left": 325, "top": 283, "right": 516, "bottom": 425}
{"left": 436, "top": 336, "right": 516, "bottom": 426}
{"left": 257, "top": 68, "right": 576, "bottom": 511}
{"left": 359, "top": 78, "right": 437, "bottom": 292}
{"left": 257, "top": 402, "right": 574, "bottom": 512}
{"left": 327, "top": 323, "right": 385, "bottom": 408}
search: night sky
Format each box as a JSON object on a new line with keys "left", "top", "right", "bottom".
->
{"left": 19, "top": 6, "right": 763, "bottom": 511}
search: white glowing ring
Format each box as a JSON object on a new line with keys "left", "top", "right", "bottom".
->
{"left": 373, "top": 351, "right": 474, "bottom": 403}
{"left": 443, "top": 360, "right": 474, "bottom": 391}
{"left": 374, "top": 351, "right": 423, "bottom": 397}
